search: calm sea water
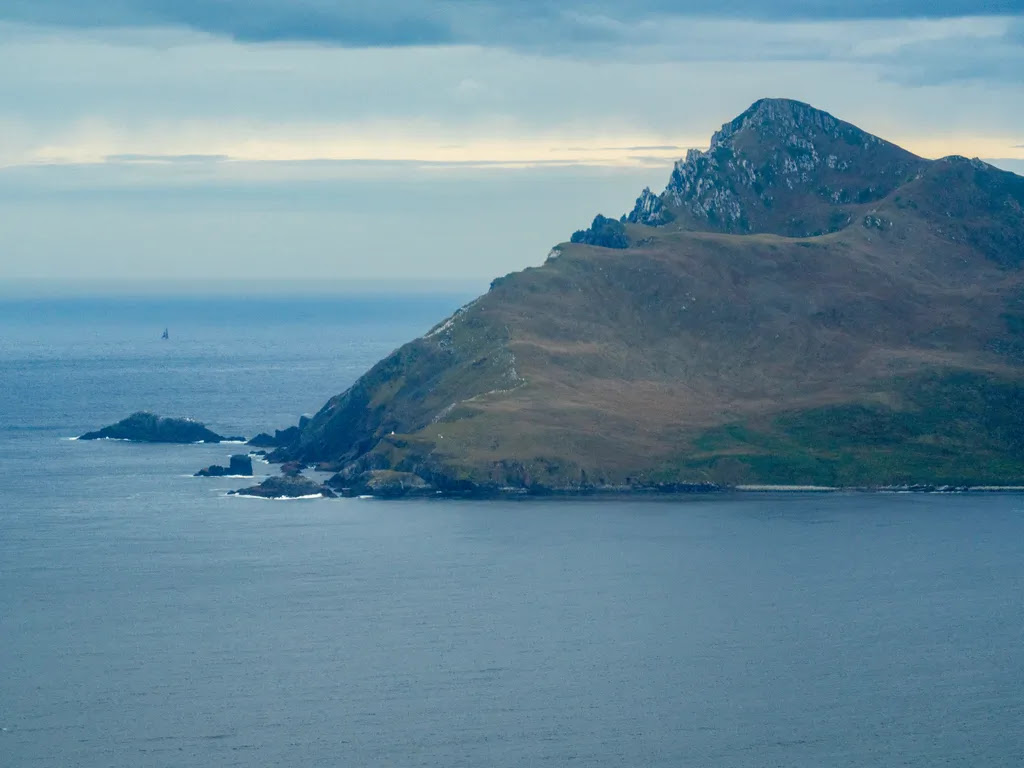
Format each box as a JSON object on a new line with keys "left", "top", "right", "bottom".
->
{"left": 2, "top": 294, "right": 1024, "bottom": 767}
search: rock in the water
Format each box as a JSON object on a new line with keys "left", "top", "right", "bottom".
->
{"left": 194, "top": 454, "right": 254, "bottom": 477}
{"left": 229, "top": 454, "right": 254, "bottom": 475}
{"left": 79, "top": 412, "right": 243, "bottom": 443}
{"left": 231, "top": 475, "right": 335, "bottom": 499}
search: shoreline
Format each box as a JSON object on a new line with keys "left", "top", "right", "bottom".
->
{"left": 325, "top": 483, "right": 1024, "bottom": 501}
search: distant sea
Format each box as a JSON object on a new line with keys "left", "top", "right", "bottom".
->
{"left": 2, "top": 293, "right": 1024, "bottom": 767}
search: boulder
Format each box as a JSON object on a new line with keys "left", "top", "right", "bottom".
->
{"left": 79, "top": 412, "right": 243, "bottom": 443}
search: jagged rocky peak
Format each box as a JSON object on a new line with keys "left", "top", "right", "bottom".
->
{"left": 711, "top": 97, "right": 858, "bottom": 149}
{"left": 627, "top": 97, "right": 926, "bottom": 237}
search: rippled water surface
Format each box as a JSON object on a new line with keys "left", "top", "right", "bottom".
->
{"left": 2, "top": 295, "right": 1023, "bottom": 767}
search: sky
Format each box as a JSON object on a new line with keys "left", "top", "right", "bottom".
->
{"left": 1, "top": 1, "right": 1023, "bottom": 288}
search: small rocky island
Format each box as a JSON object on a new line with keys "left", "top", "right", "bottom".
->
{"left": 230, "top": 475, "right": 335, "bottom": 499}
{"left": 79, "top": 412, "right": 244, "bottom": 443}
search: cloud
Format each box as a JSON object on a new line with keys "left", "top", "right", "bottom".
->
{"left": 2, "top": 15, "right": 1023, "bottom": 173}
{"left": 0, "top": 1, "right": 454, "bottom": 46}
{"left": 602, "top": 145, "right": 687, "bottom": 151}
{"left": 986, "top": 157, "right": 1024, "bottom": 174}
{"left": 1, "top": 8, "right": 1022, "bottom": 284}
{"left": 105, "top": 153, "right": 229, "bottom": 163}
{"left": 0, "top": 158, "right": 669, "bottom": 282}
{"left": 877, "top": 21, "right": 1024, "bottom": 84}
{"left": 2, "top": 0, "right": 1023, "bottom": 49}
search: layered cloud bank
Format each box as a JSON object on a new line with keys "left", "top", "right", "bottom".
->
{"left": 0, "top": 3, "right": 1022, "bottom": 281}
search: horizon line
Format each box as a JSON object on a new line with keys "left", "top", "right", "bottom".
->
{"left": 0, "top": 277, "right": 492, "bottom": 298}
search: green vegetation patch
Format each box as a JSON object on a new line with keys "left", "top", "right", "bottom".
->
{"left": 669, "top": 371, "right": 1024, "bottom": 487}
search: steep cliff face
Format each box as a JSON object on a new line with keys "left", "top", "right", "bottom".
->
{"left": 267, "top": 99, "right": 1024, "bottom": 494}
{"left": 273, "top": 298, "right": 523, "bottom": 472}
{"left": 627, "top": 98, "right": 925, "bottom": 237}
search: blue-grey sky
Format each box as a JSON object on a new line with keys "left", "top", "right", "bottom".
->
{"left": 1, "top": 1, "right": 1023, "bottom": 286}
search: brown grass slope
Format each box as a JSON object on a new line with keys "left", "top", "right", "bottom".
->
{"left": 276, "top": 100, "right": 1024, "bottom": 492}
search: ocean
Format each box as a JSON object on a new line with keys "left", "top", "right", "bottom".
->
{"left": 2, "top": 293, "right": 1023, "bottom": 767}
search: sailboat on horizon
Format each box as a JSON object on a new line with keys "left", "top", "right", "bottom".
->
{"left": 161, "top": 328, "right": 169, "bottom": 340}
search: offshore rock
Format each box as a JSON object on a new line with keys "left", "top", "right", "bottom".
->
{"left": 79, "top": 412, "right": 243, "bottom": 443}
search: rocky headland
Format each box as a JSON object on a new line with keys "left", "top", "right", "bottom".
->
{"left": 79, "top": 99, "right": 1024, "bottom": 497}
{"left": 245, "top": 98, "right": 1024, "bottom": 496}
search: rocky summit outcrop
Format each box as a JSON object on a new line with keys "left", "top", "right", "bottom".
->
{"left": 194, "top": 454, "right": 254, "bottom": 477}
{"left": 626, "top": 97, "right": 925, "bottom": 237}
{"left": 79, "top": 412, "right": 243, "bottom": 443}
{"left": 230, "top": 475, "right": 335, "bottom": 499}
{"left": 263, "top": 98, "right": 1024, "bottom": 492}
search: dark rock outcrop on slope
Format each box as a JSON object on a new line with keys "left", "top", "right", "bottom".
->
{"left": 248, "top": 433, "right": 279, "bottom": 448}
{"left": 570, "top": 215, "right": 629, "bottom": 249}
{"left": 79, "top": 412, "right": 243, "bottom": 443}
{"left": 230, "top": 475, "right": 335, "bottom": 499}
{"left": 327, "top": 469, "right": 436, "bottom": 498}
{"left": 261, "top": 98, "right": 1024, "bottom": 493}
{"left": 248, "top": 426, "right": 302, "bottom": 448}
{"left": 194, "top": 454, "right": 254, "bottom": 477}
